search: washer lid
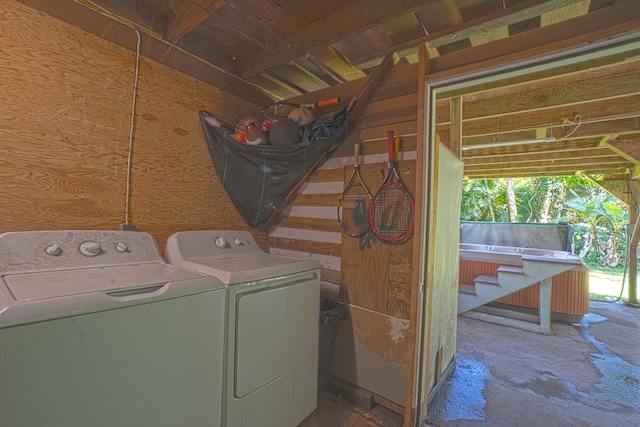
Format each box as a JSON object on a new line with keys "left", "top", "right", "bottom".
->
{"left": 174, "top": 252, "right": 319, "bottom": 285}
{"left": 0, "top": 262, "right": 225, "bottom": 329}
{"left": 4, "top": 262, "right": 207, "bottom": 301}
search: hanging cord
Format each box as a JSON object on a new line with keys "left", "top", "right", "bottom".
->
{"left": 589, "top": 236, "right": 627, "bottom": 303}
{"left": 558, "top": 115, "right": 582, "bottom": 140}
{"left": 124, "top": 28, "right": 141, "bottom": 225}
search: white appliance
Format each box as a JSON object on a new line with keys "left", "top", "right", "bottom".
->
{"left": 164, "top": 230, "right": 320, "bottom": 427}
{"left": 0, "top": 230, "right": 226, "bottom": 427}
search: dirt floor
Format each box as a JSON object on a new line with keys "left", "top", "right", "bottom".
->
{"left": 302, "top": 301, "right": 639, "bottom": 427}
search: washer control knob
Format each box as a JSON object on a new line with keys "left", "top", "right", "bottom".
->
{"left": 80, "top": 241, "right": 101, "bottom": 256}
{"left": 115, "top": 242, "right": 128, "bottom": 253}
{"left": 46, "top": 244, "right": 62, "bottom": 256}
{"left": 215, "top": 236, "right": 228, "bottom": 249}
{"left": 233, "top": 238, "right": 243, "bottom": 246}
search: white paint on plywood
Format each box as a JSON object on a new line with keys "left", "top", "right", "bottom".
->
{"left": 269, "top": 226, "right": 341, "bottom": 244}
{"left": 299, "top": 181, "right": 344, "bottom": 194}
{"left": 283, "top": 205, "right": 339, "bottom": 220}
{"left": 320, "top": 151, "right": 417, "bottom": 170}
{"left": 388, "top": 316, "right": 410, "bottom": 343}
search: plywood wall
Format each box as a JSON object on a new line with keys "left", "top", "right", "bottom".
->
{"left": 1, "top": 0, "right": 263, "bottom": 251}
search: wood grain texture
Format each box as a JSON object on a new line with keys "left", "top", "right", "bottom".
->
{"left": 271, "top": 63, "right": 421, "bottom": 319}
{"left": 1, "top": 1, "right": 262, "bottom": 251}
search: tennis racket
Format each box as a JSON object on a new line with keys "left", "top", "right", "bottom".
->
{"left": 369, "top": 130, "right": 415, "bottom": 243}
{"left": 262, "top": 97, "right": 341, "bottom": 121}
{"left": 337, "top": 142, "right": 373, "bottom": 237}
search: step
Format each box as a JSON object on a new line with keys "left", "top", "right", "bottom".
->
{"left": 474, "top": 275, "right": 499, "bottom": 285}
{"left": 459, "top": 284, "right": 476, "bottom": 295}
{"left": 497, "top": 265, "right": 524, "bottom": 274}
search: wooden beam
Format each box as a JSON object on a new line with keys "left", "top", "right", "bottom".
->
{"left": 166, "top": 0, "right": 225, "bottom": 42}
{"left": 77, "top": 0, "right": 168, "bottom": 35}
{"left": 405, "top": 41, "right": 429, "bottom": 427}
{"left": 16, "top": 0, "right": 272, "bottom": 105}
{"left": 437, "top": 50, "right": 640, "bottom": 101}
{"left": 430, "top": 0, "right": 640, "bottom": 75}
{"left": 463, "top": 147, "right": 617, "bottom": 166}
{"left": 239, "top": 0, "right": 436, "bottom": 78}
{"left": 605, "top": 138, "right": 640, "bottom": 166}
{"left": 455, "top": 68, "right": 640, "bottom": 122}
{"left": 461, "top": 138, "right": 601, "bottom": 158}
{"left": 449, "top": 97, "right": 462, "bottom": 157}
{"left": 584, "top": 175, "right": 632, "bottom": 204}
{"left": 450, "top": 94, "right": 640, "bottom": 139}
{"left": 463, "top": 117, "right": 640, "bottom": 146}
{"left": 466, "top": 166, "right": 629, "bottom": 179}
{"left": 464, "top": 157, "right": 629, "bottom": 174}
{"left": 354, "top": 0, "right": 584, "bottom": 66}
{"left": 350, "top": 53, "right": 401, "bottom": 120}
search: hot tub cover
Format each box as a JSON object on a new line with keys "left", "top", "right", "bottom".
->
{"left": 201, "top": 108, "right": 350, "bottom": 228}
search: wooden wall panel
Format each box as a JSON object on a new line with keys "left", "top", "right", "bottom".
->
{"left": 267, "top": 64, "right": 421, "bottom": 310}
{"left": 266, "top": 62, "right": 424, "bottom": 413}
{"left": 1, "top": 1, "right": 264, "bottom": 250}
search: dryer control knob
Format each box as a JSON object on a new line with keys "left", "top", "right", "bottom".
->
{"left": 233, "top": 238, "right": 243, "bottom": 246}
{"left": 80, "top": 241, "right": 101, "bottom": 256}
{"left": 115, "top": 242, "right": 128, "bottom": 252}
{"left": 215, "top": 237, "right": 228, "bottom": 249}
{"left": 46, "top": 243, "right": 62, "bottom": 256}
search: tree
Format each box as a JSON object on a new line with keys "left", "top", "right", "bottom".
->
{"left": 507, "top": 178, "right": 517, "bottom": 222}
{"left": 565, "top": 191, "right": 607, "bottom": 258}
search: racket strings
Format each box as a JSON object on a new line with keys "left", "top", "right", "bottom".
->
{"left": 370, "top": 185, "right": 414, "bottom": 239}
{"left": 338, "top": 184, "right": 371, "bottom": 236}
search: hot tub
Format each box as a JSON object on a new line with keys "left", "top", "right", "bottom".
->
{"left": 459, "top": 243, "right": 589, "bottom": 321}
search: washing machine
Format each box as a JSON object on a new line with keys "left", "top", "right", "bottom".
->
{"left": 164, "top": 230, "right": 320, "bottom": 427}
{"left": 0, "top": 230, "right": 226, "bottom": 427}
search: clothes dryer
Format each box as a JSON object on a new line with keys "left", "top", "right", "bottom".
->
{"left": 165, "top": 230, "right": 320, "bottom": 427}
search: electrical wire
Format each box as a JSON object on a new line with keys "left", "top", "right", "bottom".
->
{"left": 558, "top": 114, "right": 582, "bottom": 140}
{"left": 124, "top": 28, "right": 141, "bottom": 225}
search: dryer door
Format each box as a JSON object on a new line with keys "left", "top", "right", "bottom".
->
{"left": 234, "top": 274, "right": 319, "bottom": 398}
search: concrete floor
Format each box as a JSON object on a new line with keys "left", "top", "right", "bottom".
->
{"left": 302, "top": 301, "right": 639, "bottom": 427}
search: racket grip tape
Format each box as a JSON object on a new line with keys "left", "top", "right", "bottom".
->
{"left": 354, "top": 143, "right": 361, "bottom": 167}
{"left": 387, "top": 130, "right": 394, "bottom": 161}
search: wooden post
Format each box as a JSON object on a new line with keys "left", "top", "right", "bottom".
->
{"left": 405, "top": 42, "right": 429, "bottom": 427}
{"left": 449, "top": 97, "right": 463, "bottom": 158}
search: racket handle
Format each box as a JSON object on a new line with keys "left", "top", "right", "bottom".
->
{"left": 354, "top": 143, "right": 361, "bottom": 167}
{"left": 394, "top": 137, "right": 401, "bottom": 162}
{"left": 387, "top": 130, "right": 394, "bottom": 161}
{"left": 316, "top": 97, "right": 340, "bottom": 108}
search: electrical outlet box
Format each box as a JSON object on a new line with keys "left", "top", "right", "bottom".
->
{"left": 119, "top": 223, "right": 137, "bottom": 231}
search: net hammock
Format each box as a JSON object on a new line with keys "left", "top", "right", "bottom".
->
{"left": 200, "top": 107, "right": 350, "bottom": 229}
